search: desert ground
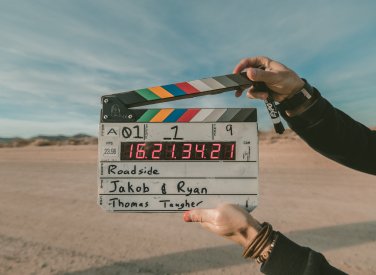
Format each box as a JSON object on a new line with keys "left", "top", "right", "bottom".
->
{"left": 0, "top": 134, "right": 375, "bottom": 275}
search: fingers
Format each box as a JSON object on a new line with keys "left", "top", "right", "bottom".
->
{"left": 183, "top": 209, "right": 216, "bottom": 223}
{"left": 233, "top": 56, "right": 271, "bottom": 74}
{"left": 183, "top": 211, "right": 192, "bottom": 222}
{"left": 235, "top": 89, "right": 243, "bottom": 97}
{"left": 246, "top": 67, "right": 276, "bottom": 83}
{"left": 235, "top": 87, "right": 268, "bottom": 100}
{"left": 247, "top": 86, "right": 269, "bottom": 100}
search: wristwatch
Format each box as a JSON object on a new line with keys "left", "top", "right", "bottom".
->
{"left": 277, "top": 79, "right": 315, "bottom": 112}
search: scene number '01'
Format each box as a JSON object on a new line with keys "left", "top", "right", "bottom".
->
{"left": 120, "top": 142, "right": 236, "bottom": 161}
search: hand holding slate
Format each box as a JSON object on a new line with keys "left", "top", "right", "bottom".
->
{"left": 183, "top": 204, "right": 261, "bottom": 248}
{"left": 233, "top": 56, "right": 305, "bottom": 103}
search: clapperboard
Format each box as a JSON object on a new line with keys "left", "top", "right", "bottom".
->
{"left": 97, "top": 72, "right": 275, "bottom": 213}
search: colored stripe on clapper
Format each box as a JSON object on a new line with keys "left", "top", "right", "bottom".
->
{"left": 175, "top": 82, "right": 200, "bottom": 94}
{"left": 177, "top": 109, "right": 201, "bottom": 122}
{"left": 190, "top": 109, "right": 215, "bottom": 122}
{"left": 137, "top": 109, "right": 160, "bottom": 122}
{"left": 164, "top": 109, "right": 187, "bottom": 122}
{"left": 150, "top": 109, "right": 174, "bottom": 122}
{"left": 188, "top": 80, "right": 212, "bottom": 92}
{"left": 161, "top": 85, "right": 186, "bottom": 96}
{"left": 148, "top": 86, "right": 173, "bottom": 99}
{"left": 136, "top": 88, "right": 160, "bottom": 101}
{"left": 134, "top": 108, "right": 257, "bottom": 122}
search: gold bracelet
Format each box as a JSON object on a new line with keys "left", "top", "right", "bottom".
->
{"left": 251, "top": 223, "right": 273, "bottom": 258}
{"left": 242, "top": 223, "right": 268, "bottom": 258}
{"left": 256, "top": 232, "right": 278, "bottom": 264}
{"left": 242, "top": 222, "right": 274, "bottom": 260}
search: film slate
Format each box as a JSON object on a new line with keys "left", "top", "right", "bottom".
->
{"left": 98, "top": 73, "right": 259, "bottom": 212}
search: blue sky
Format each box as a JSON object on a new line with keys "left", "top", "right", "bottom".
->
{"left": 1, "top": 0, "right": 375, "bottom": 138}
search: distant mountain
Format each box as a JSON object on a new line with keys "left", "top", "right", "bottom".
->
{"left": 30, "top": 134, "right": 93, "bottom": 141}
{"left": 0, "top": 137, "right": 20, "bottom": 143}
{"left": 0, "top": 134, "right": 98, "bottom": 148}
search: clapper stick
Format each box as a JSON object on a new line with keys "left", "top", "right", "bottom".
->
{"left": 101, "top": 72, "right": 284, "bottom": 134}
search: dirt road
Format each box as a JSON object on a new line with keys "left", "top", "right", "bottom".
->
{"left": 0, "top": 141, "right": 375, "bottom": 274}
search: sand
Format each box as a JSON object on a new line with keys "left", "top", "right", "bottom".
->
{"left": 0, "top": 139, "right": 375, "bottom": 275}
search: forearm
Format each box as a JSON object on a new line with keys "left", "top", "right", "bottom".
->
{"left": 279, "top": 89, "right": 376, "bottom": 175}
{"left": 261, "top": 233, "right": 347, "bottom": 275}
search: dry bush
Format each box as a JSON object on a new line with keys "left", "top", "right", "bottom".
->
{"left": 30, "top": 139, "right": 52, "bottom": 146}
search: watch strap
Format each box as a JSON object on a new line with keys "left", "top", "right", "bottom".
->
{"left": 278, "top": 79, "right": 314, "bottom": 112}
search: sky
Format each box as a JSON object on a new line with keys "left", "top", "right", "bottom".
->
{"left": 1, "top": 0, "right": 376, "bottom": 138}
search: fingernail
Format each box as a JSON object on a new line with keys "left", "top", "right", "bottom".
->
{"left": 183, "top": 211, "right": 192, "bottom": 222}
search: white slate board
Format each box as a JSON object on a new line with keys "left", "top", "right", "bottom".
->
{"left": 98, "top": 122, "right": 258, "bottom": 212}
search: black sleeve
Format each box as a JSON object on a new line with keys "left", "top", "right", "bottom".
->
{"left": 260, "top": 233, "right": 347, "bottom": 275}
{"left": 279, "top": 89, "right": 376, "bottom": 175}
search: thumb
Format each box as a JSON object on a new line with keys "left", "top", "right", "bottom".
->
{"left": 246, "top": 68, "right": 275, "bottom": 83}
{"left": 183, "top": 209, "right": 216, "bottom": 223}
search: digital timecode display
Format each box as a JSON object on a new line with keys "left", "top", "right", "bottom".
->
{"left": 120, "top": 142, "right": 236, "bottom": 161}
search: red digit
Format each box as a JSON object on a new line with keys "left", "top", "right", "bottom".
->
{"left": 136, "top": 143, "right": 146, "bottom": 159}
{"left": 224, "top": 143, "right": 235, "bottom": 160}
{"left": 165, "top": 143, "right": 176, "bottom": 159}
{"left": 229, "top": 143, "right": 235, "bottom": 159}
{"left": 151, "top": 143, "right": 162, "bottom": 159}
{"left": 210, "top": 143, "right": 221, "bottom": 159}
{"left": 129, "top": 143, "right": 134, "bottom": 159}
{"left": 195, "top": 143, "right": 206, "bottom": 159}
{"left": 182, "top": 143, "right": 192, "bottom": 159}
